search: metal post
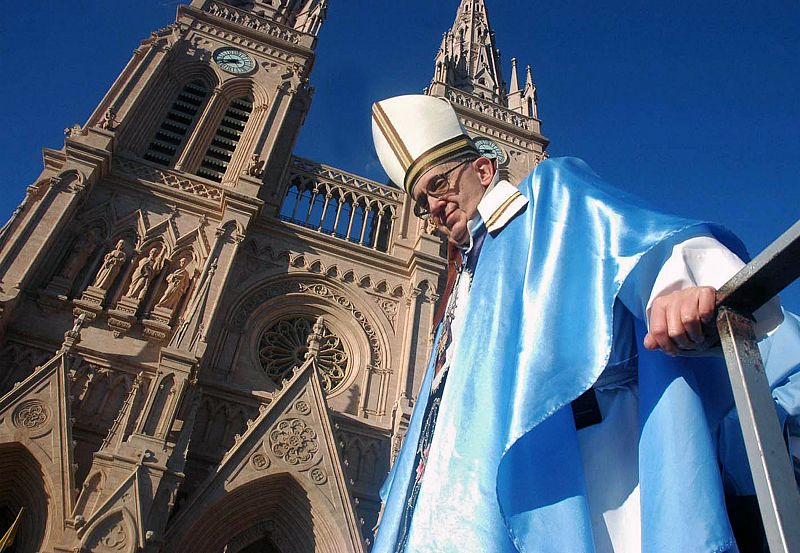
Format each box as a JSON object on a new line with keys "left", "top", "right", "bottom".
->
{"left": 717, "top": 307, "right": 800, "bottom": 553}
{"left": 713, "top": 218, "right": 800, "bottom": 552}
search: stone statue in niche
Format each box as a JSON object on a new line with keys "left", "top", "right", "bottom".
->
{"left": 125, "top": 247, "right": 161, "bottom": 300}
{"left": 59, "top": 230, "right": 98, "bottom": 282}
{"left": 156, "top": 258, "right": 192, "bottom": 310}
{"left": 92, "top": 240, "right": 127, "bottom": 290}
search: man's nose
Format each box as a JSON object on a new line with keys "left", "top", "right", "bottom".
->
{"left": 428, "top": 195, "right": 447, "bottom": 219}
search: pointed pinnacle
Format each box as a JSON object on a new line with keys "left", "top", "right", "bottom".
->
{"left": 509, "top": 57, "right": 520, "bottom": 94}
{"left": 525, "top": 64, "right": 535, "bottom": 87}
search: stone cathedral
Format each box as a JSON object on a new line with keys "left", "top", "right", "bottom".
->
{"left": 0, "top": 1, "right": 547, "bottom": 551}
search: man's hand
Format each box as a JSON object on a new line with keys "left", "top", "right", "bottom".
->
{"left": 643, "top": 286, "right": 717, "bottom": 355}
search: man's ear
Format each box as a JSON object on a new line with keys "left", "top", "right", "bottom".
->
{"left": 474, "top": 156, "right": 496, "bottom": 188}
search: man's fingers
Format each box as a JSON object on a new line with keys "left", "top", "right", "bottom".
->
{"left": 667, "top": 298, "right": 692, "bottom": 350}
{"left": 681, "top": 292, "right": 704, "bottom": 345}
{"left": 698, "top": 287, "right": 716, "bottom": 324}
{"left": 644, "top": 287, "right": 720, "bottom": 354}
{"left": 645, "top": 300, "right": 678, "bottom": 354}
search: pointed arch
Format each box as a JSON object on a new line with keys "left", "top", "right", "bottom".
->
{"left": 79, "top": 507, "right": 138, "bottom": 553}
{"left": 74, "top": 470, "right": 106, "bottom": 521}
{"left": 143, "top": 373, "right": 176, "bottom": 437}
{"left": 0, "top": 443, "right": 52, "bottom": 553}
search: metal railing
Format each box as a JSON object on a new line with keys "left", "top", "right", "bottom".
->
{"left": 716, "top": 219, "right": 800, "bottom": 553}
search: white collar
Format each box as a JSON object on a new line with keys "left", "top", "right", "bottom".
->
{"left": 460, "top": 179, "right": 528, "bottom": 255}
{"left": 476, "top": 179, "right": 528, "bottom": 234}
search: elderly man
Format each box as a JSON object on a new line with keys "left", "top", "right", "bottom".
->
{"left": 370, "top": 95, "right": 791, "bottom": 553}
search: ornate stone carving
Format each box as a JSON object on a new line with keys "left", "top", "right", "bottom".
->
{"left": 258, "top": 316, "right": 349, "bottom": 393}
{"left": 444, "top": 86, "right": 535, "bottom": 131}
{"left": 205, "top": 1, "right": 303, "bottom": 45}
{"left": 92, "top": 240, "right": 127, "bottom": 290}
{"left": 374, "top": 297, "right": 398, "bottom": 330}
{"left": 250, "top": 452, "right": 270, "bottom": 471}
{"left": 309, "top": 466, "right": 328, "bottom": 485}
{"left": 64, "top": 123, "right": 84, "bottom": 137}
{"left": 125, "top": 247, "right": 161, "bottom": 300}
{"left": 269, "top": 418, "right": 319, "bottom": 465}
{"left": 423, "top": 217, "right": 439, "bottom": 236}
{"left": 156, "top": 258, "right": 192, "bottom": 310}
{"left": 245, "top": 153, "right": 265, "bottom": 177}
{"left": 112, "top": 157, "right": 223, "bottom": 201}
{"left": 0, "top": 344, "right": 53, "bottom": 396}
{"left": 12, "top": 399, "right": 49, "bottom": 429}
{"left": 99, "top": 521, "right": 127, "bottom": 549}
{"left": 294, "top": 400, "right": 311, "bottom": 416}
{"left": 99, "top": 107, "right": 117, "bottom": 131}
{"left": 290, "top": 156, "right": 403, "bottom": 202}
{"left": 304, "top": 315, "right": 324, "bottom": 360}
{"left": 229, "top": 281, "right": 298, "bottom": 331}
{"left": 298, "top": 283, "right": 384, "bottom": 372}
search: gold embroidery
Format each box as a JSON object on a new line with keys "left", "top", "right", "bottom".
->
{"left": 372, "top": 102, "right": 413, "bottom": 170}
{"left": 404, "top": 136, "right": 478, "bottom": 194}
{"left": 485, "top": 190, "right": 523, "bottom": 230}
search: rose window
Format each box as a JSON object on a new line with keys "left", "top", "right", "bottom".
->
{"left": 258, "top": 316, "right": 349, "bottom": 393}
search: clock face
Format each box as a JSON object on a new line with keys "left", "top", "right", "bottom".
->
{"left": 213, "top": 48, "right": 256, "bottom": 75}
{"left": 474, "top": 137, "right": 508, "bottom": 165}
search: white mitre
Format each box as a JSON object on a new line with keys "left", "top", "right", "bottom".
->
{"left": 371, "top": 94, "right": 478, "bottom": 195}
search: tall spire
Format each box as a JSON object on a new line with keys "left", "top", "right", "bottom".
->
{"left": 431, "top": 0, "right": 507, "bottom": 105}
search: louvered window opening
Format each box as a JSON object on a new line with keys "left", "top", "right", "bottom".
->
{"left": 143, "top": 81, "right": 208, "bottom": 166}
{"left": 197, "top": 96, "right": 253, "bottom": 183}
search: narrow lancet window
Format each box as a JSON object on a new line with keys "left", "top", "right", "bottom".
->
{"left": 197, "top": 96, "right": 253, "bottom": 183}
{"left": 143, "top": 81, "right": 208, "bottom": 167}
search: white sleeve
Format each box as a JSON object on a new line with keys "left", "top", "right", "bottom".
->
{"left": 645, "top": 236, "right": 783, "bottom": 338}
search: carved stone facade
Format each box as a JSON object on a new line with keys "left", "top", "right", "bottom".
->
{"left": 0, "top": 1, "right": 545, "bottom": 552}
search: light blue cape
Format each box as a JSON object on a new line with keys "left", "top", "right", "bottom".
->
{"left": 375, "top": 157, "right": 752, "bottom": 552}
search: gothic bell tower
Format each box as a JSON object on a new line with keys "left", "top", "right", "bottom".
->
{"left": 0, "top": 1, "right": 552, "bottom": 552}
{"left": 0, "top": 2, "right": 369, "bottom": 552}
{"left": 427, "top": 0, "right": 549, "bottom": 183}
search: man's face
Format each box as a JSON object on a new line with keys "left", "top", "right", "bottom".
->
{"left": 412, "top": 157, "right": 493, "bottom": 246}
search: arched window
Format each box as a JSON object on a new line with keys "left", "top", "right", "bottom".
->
{"left": 143, "top": 81, "right": 209, "bottom": 167}
{"left": 197, "top": 95, "right": 253, "bottom": 182}
{"left": 374, "top": 206, "right": 394, "bottom": 252}
{"left": 335, "top": 200, "right": 352, "bottom": 239}
{"left": 350, "top": 202, "right": 366, "bottom": 242}
{"left": 279, "top": 185, "right": 300, "bottom": 221}
{"left": 321, "top": 194, "right": 339, "bottom": 232}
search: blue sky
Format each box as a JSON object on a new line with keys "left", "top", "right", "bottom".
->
{"left": 1, "top": 1, "right": 798, "bottom": 310}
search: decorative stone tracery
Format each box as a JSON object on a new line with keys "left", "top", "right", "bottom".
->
{"left": 229, "top": 279, "right": 387, "bottom": 379}
{"left": 12, "top": 400, "right": 50, "bottom": 430}
{"left": 298, "top": 282, "right": 383, "bottom": 372}
{"left": 269, "top": 417, "right": 318, "bottom": 465}
{"left": 258, "top": 316, "right": 349, "bottom": 393}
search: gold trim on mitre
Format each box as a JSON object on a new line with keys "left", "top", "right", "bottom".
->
{"left": 404, "top": 135, "right": 479, "bottom": 195}
{"left": 372, "top": 102, "right": 413, "bottom": 170}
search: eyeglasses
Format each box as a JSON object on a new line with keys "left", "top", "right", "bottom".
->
{"left": 412, "top": 158, "right": 474, "bottom": 220}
